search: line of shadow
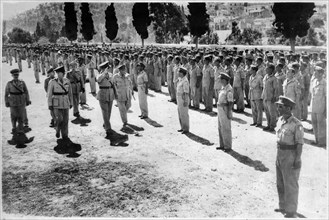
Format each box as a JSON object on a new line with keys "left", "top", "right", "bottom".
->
{"left": 54, "top": 138, "right": 81, "bottom": 158}
{"left": 184, "top": 132, "right": 214, "bottom": 146}
{"left": 303, "top": 138, "right": 326, "bottom": 149}
{"left": 232, "top": 116, "right": 247, "bottom": 124}
{"left": 7, "top": 132, "right": 34, "bottom": 148}
{"left": 225, "top": 149, "right": 269, "bottom": 172}
{"left": 143, "top": 117, "right": 163, "bottom": 127}
{"left": 71, "top": 117, "right": 92, "bottom": 127}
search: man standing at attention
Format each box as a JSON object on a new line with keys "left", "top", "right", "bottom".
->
{"left": 275, "top": 96, "right": 304, "bottom": 218}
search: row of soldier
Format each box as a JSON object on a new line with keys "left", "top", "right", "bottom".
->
{"left": 3, "top": 43, "right": 327, "bottom": 218}
{"left": 3, "top": 44, "right": 327, "bottom": 147}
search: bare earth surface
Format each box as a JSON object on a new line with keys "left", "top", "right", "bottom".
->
{"left": 1, "top": 60, "right": 328, "bottom": 219}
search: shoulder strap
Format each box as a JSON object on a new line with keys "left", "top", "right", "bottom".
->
{"left": 11, "top": 81, "right": 25, "bottom": 93}
{"left": 56, "top": 79, "right": 68, "bottom": 93}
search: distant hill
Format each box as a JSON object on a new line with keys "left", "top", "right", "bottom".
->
{"left": 5, "top": 2, "right": 156, "bottom": 43}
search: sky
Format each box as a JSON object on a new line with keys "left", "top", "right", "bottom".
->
{"left": 2, "top": 1, "right": 40, "bottom": 20}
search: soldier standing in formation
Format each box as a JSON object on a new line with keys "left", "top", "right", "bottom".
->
{"left": 113, "top": 64, "right": 133, "bottom": 127}
{"left": 66, "top": 61, "right": 85, "bottom": 118}
{"left": 136, "top": 62, "right": 149, "bottom": 119}
{"left": 249, "top": 65, "right": 263, "bottom": 127}
{"left": 45, "top": 67, "right": 56, "bottom": 127}
{"left": 5, "top": 69, "right": 31, "bottom": 134}
{"left": 176, "top": 67, "right": 190, "bottom": 134}
{"left": 310, "top": 66, "right": 326, "bottom": 147}
{"left": 216, "top": 73, "right": 233, "bottom": 152}
{"left": 47, "top": 66, "right": 73, "bottom": 141}
{"left": 275, "top": 96, "right": 304, "bottom": 218}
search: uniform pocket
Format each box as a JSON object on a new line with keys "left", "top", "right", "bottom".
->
{"left": 53, "top": 98, "right": 59, "bottom": 107}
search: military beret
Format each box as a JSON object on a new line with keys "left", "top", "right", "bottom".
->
{"left": 10, "top": 69, "right": 20, "bottom": 74}
{"left": 137, "top": 62, "right": 145, "bottom": 68}
{"left": 219, "top": 72, "right": 231, "bottom": 81}
{"left": 54, "top": 66, "right": 65, "bottom": 73}
{"left": 178, "top": 67, "right": 188, "bottom": 75}
{"left": 99, "top": 61, "right": 109, "bottom": 69}
{"left": 47, "top": 67, "right": 54, "bottom": 74}
{"left": 275, "top": 96, "right": 296, "bottom": 108}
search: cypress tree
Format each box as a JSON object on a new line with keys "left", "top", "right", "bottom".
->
{"left": 105, "top": 3, "right": 118, "bottom": 41}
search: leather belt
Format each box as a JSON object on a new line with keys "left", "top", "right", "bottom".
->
{"left": 277, "top": 143, "right": 297, "bottom": 150}
{"left": 53, "top": 92, "right": 68, "bottom": 95}
{"left": 10, "top": 92, "right": 24, "bottom": 95}
{"left": 99, "top": 86, "right": 110, "bottom": 89}
{"left": 218, "top": 103, "right": 228, "bottom": 107}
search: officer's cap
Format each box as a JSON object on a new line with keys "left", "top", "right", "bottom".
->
{"left": 47, "top": 67, "right": 54, "bottom": 74}
{"left": 275, "top": 96, "right": 295, "bottom": 108}
{"left": 54, "top": 66, "right": 65, "bottom": 74}
{"left": 291, "top": 62, "right": 300, "bottom": 68}
{"left": 137, "top": 62, "right": 145, "bottom": 68}
{"left": 204, "top": 55, "right": 212, "bottom": 61}
{"left": 250, "top": 64, "right": 258, "bottom": 71}
{"left": 10, "top": 69, "right": 20, "bottom": 75}
{"left": 315, "top": 66, "right": 324, "bottom": 74}
{"left": 99, "top": 61, "right": 109, "bottom": 69}
{"left": 219, "top": 72, "right": 231, "bottom": 81}
{"left": 174, "top": 55, "right": 181, "bottom": 60}
{"left": 178, "top": 67, "right": 188, "bottom": 75}
{"left": 114, "top": 58, "right": 120, "bottom": 63}
{"left": 87, "top": 54, "right": 93, "bottom": 58}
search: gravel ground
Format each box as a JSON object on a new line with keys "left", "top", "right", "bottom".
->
{"left": 1, "top": 59, "right": 328, "bottom": 219}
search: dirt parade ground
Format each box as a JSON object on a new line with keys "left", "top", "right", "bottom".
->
{"left": 1, "top": 60, "right": 328, "bottom": 219}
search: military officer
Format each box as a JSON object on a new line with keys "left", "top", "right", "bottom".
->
{"left": 113, "top": 64, "right": 133, "bottom": 126}
{"left": 262, "top": 63, "right": 279, "bottom": 132}
{"left": 189, "top": 57, "right": 202, "bottom": 109}
{"left": 153, "top": 53, "right": 162, "bottom": 92}
{"left": 97, "top": 61, "right": 128, "bottom": 144}
{"left": 249, "top": 65, "right": 263, "bottom": 127}
{"left": 86, "top": 54, "right": 97, "bottom": 96}
{"left": 310, "top": 66, "right": 326, "bottom": 147}
{"left": 216, "top": 73, "right": 234, "bottom": 152}
{"left": 176, "top": 67, "right": 190, "bottom": 134}
{"left": 47, "top": 66, "right": 73, "bottom": 140}
{"left": 232, "top": 55, "right": 245, "bottom": 113}
{"left": 66, "top": 61, "right": 85, "bottom": 118}
{"left": 202, "top": 55, "right": 215, "bottom": 112}
{"left": 78, "top": 57, "right": 87, "bottom": 106}
{"left": 32, "top": 53, "right": 41, "bottom": 84}
{"left": 5, "top": 69, "right": 31, "bottom": 134}
{"left": 45, "top": 67, "right": 56, "bottom": 127}
{"left": 167, "top": 55, "right": 176, "bottom": 102}
{"left": 275, "top": 96, "right": 304, "bottom": 218}
{"left": 136, "top": 62, "right": 149, "bottom": 119}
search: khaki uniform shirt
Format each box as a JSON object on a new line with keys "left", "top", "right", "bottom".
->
{"left": 113, "top": 73, "right": 132, "bottom": 102}
{"left": 47, "top": 78, "right": 73, "bottom": 109}
{"left": 5, "top": 79, "right": 30, "bottom": 107}
{"left": 276, "top": 115, "right": 304, "bottom": 145}
{"left": 97, "top": 70, "right": 115, "bottom": 102}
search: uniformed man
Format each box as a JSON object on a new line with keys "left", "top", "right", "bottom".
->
{"left": 153, "top": 53, "right": 162, "bottom": 92}
{"left": 136, "top": 62, "right": 149, "bottom": 119}
{"left": 262, "top": 63, "right": 279, "bottom": 132}
{"left": 167, "top": 55, "right": 176, "bottom": 102}
{"left": 32, "top": 53, "right": 41, "bottom": 84}
{"left": 232, "top": 55, "right": 245, "bottom": 113}
{"left": 202, "top": 55, "right": 215, "bottom": 112}
{"left": 78, "top": 57, "right": 87, "bottom": 106}
{"left": 66, "top": 61, "right": 85, "bottom": 118}
{"left": 44, "top": 67, "right": 56, "bottom": 127}
{"left": 249, "top": 65, "right": 263, "bottom": 127}
{"left": 300, "top": 61, "right": 311, "bottom": 121}
{"left": 189, "top": 57, "right": 202, "bottom": 109}
{"left": 113, "top": 64, "right": 133, "bottom": 126}
{"left": 86, "top": 54, "right": 97, "bottom": 96}
{"left": 176, "top": 67, "right": 190, "bottom": 134}
{"left": 216, "top": 72, "right": 233, "bottom": 152}
{"left": 275, "top": 96, "right": 304, "bottom": 218}
{"left": 97, "top": 61, "right": 128, "bottom": 144}
{"left": 283, "top": 68, "right": 300, "bottom": 118}
{"left": 17, "top": 50, "right": 23, "bottom": 72}
{"left": 5, "top": 69, "right": 31, "bottom": 134}
{"left": 310, "top": 66, "right": 326, "bottom": 147}
{"left": 173, "top": 56, "right": 182, "bottom": 102}
{"left": 47, "top": 66, "right": 73, "bottom": 140}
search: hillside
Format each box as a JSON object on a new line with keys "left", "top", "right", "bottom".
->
{"left": 5, "top": 2, "right": 156, "bottom": 44}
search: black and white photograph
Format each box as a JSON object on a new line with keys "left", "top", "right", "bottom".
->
{"left": 1, "top": 0, "right": 328, "bottom": 219}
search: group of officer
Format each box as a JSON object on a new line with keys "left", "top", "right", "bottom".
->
{"left": 3, "top": 43, "right": 327, "bottom": 218}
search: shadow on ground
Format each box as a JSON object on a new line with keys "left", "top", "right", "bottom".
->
{"left": 184, "top": 132, "right": 214, "bottom": 146}
{"left": 7, "top": 132, "right": 34, "bottom": 149}
{"left": 54, "top": 138, "right": 82, "bottom": 158}
{"left": 143, "top": 117, "right": 163, "bottom": 128}
{"left": 225, "top": 149, "right": 269, "bottom": 172}
{"left": 71, "top": 117, "right": 92, "bottom": 127}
